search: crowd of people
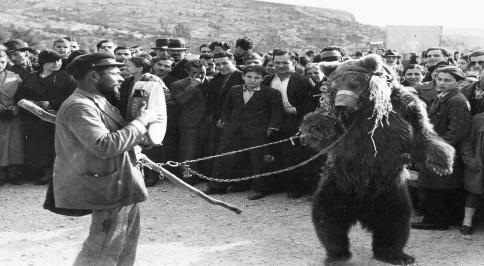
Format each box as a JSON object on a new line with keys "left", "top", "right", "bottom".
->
{"left": 0, "top": 36, "right": 483, "bottom": 238}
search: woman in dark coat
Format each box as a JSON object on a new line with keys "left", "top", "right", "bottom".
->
{"left": 16, "top": 50, "right": 76, "bottom": 184}
{"left": 412, "top": 66, "right": 472, "bottom": 230}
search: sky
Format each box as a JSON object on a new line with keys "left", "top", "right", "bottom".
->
{"left": 260, "top": 0, "right": 482, "bottom": 29}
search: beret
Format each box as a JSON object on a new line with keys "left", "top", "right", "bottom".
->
{"left": 37, "top": 49, "right": 64, "bottom": 65}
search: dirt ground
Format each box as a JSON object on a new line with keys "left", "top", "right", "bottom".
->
{"left": 1, "top": 180, "right": 483, "bottom": 266}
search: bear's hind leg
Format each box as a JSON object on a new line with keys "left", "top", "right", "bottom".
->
{"left": 362, "top": 187, "right": 415, "bottom": 265}
{"left": 312, "top": 184, "right": 357, "bottom": 263}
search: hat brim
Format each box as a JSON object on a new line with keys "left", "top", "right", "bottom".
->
{"left": 6, "top": 47, "right": 33, "bottom": 54}
{"left": 167, "top": 47, "right": 188, "bottom": 51}
{"left": 152, "top": 46, "right": 168, "bottom": 50}
{"left": 90, "top": 58, "right": 125, "bottom": 67}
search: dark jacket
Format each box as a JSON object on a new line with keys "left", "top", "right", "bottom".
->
{"left": 261, "top": 72, "right": 315, "bottom": 121}
{"left": 461, "top": 80, "right": 484, "bottom": 115}
{"left": 170, "top": 58, "right": 189, "bottom": 80}
{"left": 171, "top": 76, "right": 211, "bottom": 127}
{"left": 221, "top": 85, "right": 283, "bottom": 137}
{"left": 15, "top": 70, "right": 77, "bottom": 168}
{"left": 206, "top": 70, "right": 245, "bottom": 120}
{"left": 419, "top": 89, "right": 472, "bottom": 189}
{"left": 460, "top": 113, "right": 484, "bottom": 194}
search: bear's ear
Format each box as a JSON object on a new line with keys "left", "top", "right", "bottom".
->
{"left": 319, "top": 62, "right": 341, "bottom": 77}
{"left": 359, "top": 54, "right": 384, "bottom": 72}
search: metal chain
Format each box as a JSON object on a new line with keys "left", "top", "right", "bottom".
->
{"left": 183, "top": 149, "right": 326, "bottom": 182}
{"left": 181, "top": 128, "right": 349, "bottom": 183}
{"left": 181, "top": 135, "right": 301, "bottom": 164}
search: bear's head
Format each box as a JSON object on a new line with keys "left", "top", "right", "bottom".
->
{"left": 301, "top": 55, "right": 398, "bottom": 153}
{"left": 320, "top": 54, "right": 397, "bottom": 114}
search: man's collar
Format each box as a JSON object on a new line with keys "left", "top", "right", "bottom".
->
{"left": 243, "top": 85, "right": 260, "bottom": 91}
{"left": 275, "top": 73, "right": 292, "bottom": 81}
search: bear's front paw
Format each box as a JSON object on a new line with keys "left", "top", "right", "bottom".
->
{"left": 424, "top": 139, "right": 455, "bottom": 176}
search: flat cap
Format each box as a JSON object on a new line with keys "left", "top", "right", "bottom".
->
{"left": 68, "top": 53, "right": 124, "bottom": 69}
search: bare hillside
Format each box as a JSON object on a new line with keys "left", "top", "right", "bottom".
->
{"left": 0, "top": 0, "right": 385, "bottom": 53}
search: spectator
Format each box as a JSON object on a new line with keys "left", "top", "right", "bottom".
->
{"left": 263, "top": 56, "right": 276, "bottom": 76}
{"left": 460, "top": 111, "right": 484, "bottom": 236}
{"left": 460, "top": 49, "right": 484, "bottom": 115}
{"left": 233, "top": 37, "right": 254, "bottom": 65}
{"left": 242, "top": 51, "right": 263, "bottom": 67}
{"left": 152, "top": 38, "right": 169, "bottom": 58}
{"left": 0, "top": 50, "right": 24, "bottom": 185}
{"left": 114, "top": 46, "right": 132, "bottom": 63}
{"left": 200, "top": 54, "right": 216, "bottom": 77}
{"left": 206, "top": 52, "right": 245, "bottom": 159}
{"left": 401, "top": 64, "right": 424, "bottom": 88}
{"left": 204, "top": 65, "right": 283, "bottom": 199}
{"left": 131, "top": 45, "right": 144, "bottom": 57}
{"left": 305, "top": 63, "right": 331, "bottom": 112}
{"left": 96, "top": 40, "right": 115, "bottom": 55}
{"left": 166, "top": 38, "right": 189, "bottom": 80}
{"left": 423, "top": 47, "right": 451, "bottom": 81}
{"left": 15, "top": 50, "right": 76, "bottom": 185}
{"left": 415, "top": 61, "right": 449, "bottom": 108}
{"left": 383, "top": 49, "right": 403, "bottom": 78}
{"left": 261, "top": 50, "right": 315, "bottom": 198}
{"left": 53, "top": 38, "right": 71, "bottom": 57}
{"left": 171, "top": 59, "right": 212, "bottom": 182}
{"left": 412, "top": 66, "right": 472, "bottom": 231}
{"left": 4, "top": 39, "right": 36, "bottom": 80}
{"left": 457, "top": 54, "right": 470, "bottom": 73}
{"left": 199, "top": 43, "right": 211, "bottom": 56}
{"left": 208, "top": 41, "right": 232, "bottom": 54}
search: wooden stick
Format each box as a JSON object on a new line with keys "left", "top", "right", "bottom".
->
{"left": 18, "top": 99, "right": 243, "bottom": 214}
{"left": 139, "top": 156, "right": 242, "bottom": 214}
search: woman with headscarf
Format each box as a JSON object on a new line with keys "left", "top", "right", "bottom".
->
{"left": 16, "top": 50, "right": 76, "bottom": 184}
{"left": 0, "top": 50, "right": 24, "bottom": 185}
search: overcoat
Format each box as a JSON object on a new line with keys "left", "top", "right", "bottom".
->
{"left": 418, "top": 89, "right": 472, "bottom": 189}
{"left": 0, "top": 70, "right": 24, "bottom": 166}
{"left": 460, "top": 113, "right": 484, "bottom": 194}
{"left": 15, "top": 70, "right": 76, "bottom": 169}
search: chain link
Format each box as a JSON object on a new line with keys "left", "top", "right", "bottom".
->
{"left": 183, "top": 149, "right": 327, "bottom": 182}
{"left": 181, "top": 135, "right": 301, "bottom": 165}
{"left": 138, "top": 127, "right": 348, "bottom": 183}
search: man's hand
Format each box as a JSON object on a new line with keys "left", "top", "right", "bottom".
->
{"left": 189, "top": 77, "right": 202, "bottom": 87}
{"left": 136, "top": 101, "right": 164, "bottom": 126}
{"left": 216, "top": 119, "right": 224, "bottom": 128}
{"left": 9, "top": 106, "right": 20, "bottom": 116}
{"left": 35, "top": 101, "right": 50, "bottom": 110}
{"left": 267, "top": 128, "right": 277, "bottom": 137}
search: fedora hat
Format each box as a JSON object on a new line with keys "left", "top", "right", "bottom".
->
{"left": 167, "top": 38, "right": 188, "bottom": 50}
{"left": 152, "top": 38, "right": 170, "bottom": 50}
{"left": 3, "top": 39, "right": 33, "bottom": 54}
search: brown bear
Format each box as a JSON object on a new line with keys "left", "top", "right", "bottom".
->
{"left": 300, "top": 55, "right": 455, "bottom": 265}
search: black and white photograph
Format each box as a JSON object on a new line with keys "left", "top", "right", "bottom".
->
{"left": 0, "top": 0, "right": 484, "bottom": 265}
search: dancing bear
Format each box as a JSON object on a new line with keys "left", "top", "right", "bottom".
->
{"left": 300, "top": 55, "right": 455, "bottom": 265}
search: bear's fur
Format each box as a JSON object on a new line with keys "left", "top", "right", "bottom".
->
{"left": 301, "top": 55, "right": 455, "bottom": 265}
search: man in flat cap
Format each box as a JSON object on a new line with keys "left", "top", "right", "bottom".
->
{"left": 54, "top": 53, "right": 164, "bottom": 265}
{"left": 3, "top": 39, "right": 36, "bottom": 80}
